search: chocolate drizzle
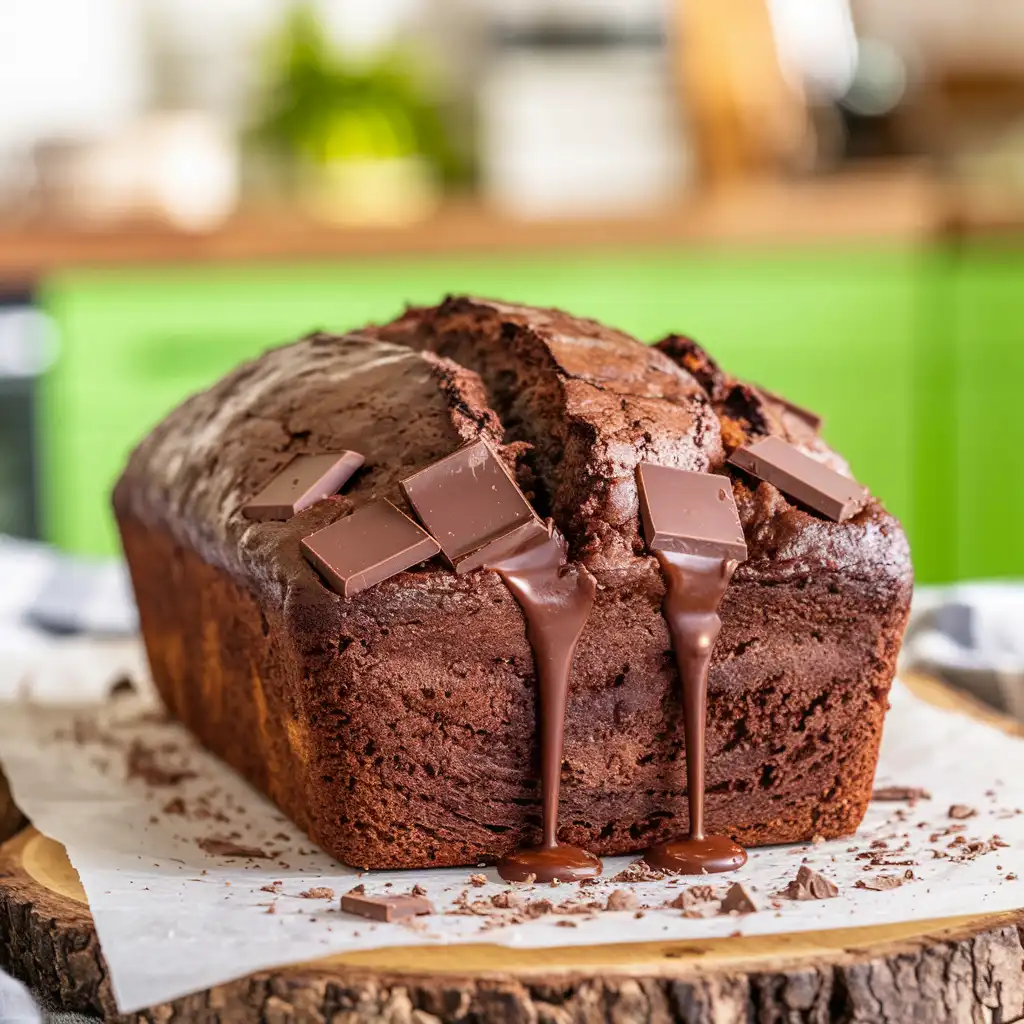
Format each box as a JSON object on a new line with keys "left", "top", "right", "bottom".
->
{"left": 488, "top": 528, "right": 601, "bottom": 882}
{"left": 644, "top": 552, "right": 747, "bottom": 874}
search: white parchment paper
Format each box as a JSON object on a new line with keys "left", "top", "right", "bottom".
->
{"left": 2, "top": 645, "right": 1024, "bottom": 1014}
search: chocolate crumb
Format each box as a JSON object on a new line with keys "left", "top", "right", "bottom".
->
{"left": 634, "top": 910, "right": 646, "bottom": 919}
{"left": 299, "top": 887, "right": 335, "bottom": 900}
{"left": 1007, "top": 874, "right": 1018, "bottom": 881}
{"left": 411, "top": 884, "right": 428, "bottom": 897}
{"left": 108, "top": 675, "right": 137, "bottom": 698}
{"left": 781, "top": 865, "right": 839, "bottom": 901}
{"left": 162, "top": 797, "right": 186, "bottom": 816}
{"left": 948, "top": 804, "right": 976, "bottom": 820}
{"left": 126, "top": 739, "right": 197, "bottom": 787}
{"left": 719, "top": 883, "right": 758, "bottom": 915}
{"left": 555, "top": 920, "right": 577, "bottom": 928}
{"left": 469, "top": 874, "right": 487, "bottom": 888}
{"left": 606, "top": 889, "right": 639, "bottom": 912}
{"left": 265, "top": 904, "right": 276, "bottom": 915}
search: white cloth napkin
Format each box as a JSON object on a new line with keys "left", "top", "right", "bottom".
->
{"left": 903, "top": 582, "right": 1024, "bottom": 718}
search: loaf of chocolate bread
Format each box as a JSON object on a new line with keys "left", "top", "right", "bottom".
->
{"left": 113, "top": 297, "right": 912, "bottom": 869}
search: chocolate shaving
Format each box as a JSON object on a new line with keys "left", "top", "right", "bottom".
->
{"left": 609, "top": 860, "right": 666, "bottom": 884}
{"left": 856, "top": 875, "right": 904, "bottom": 891}
{"left": 871, "top": 786, "right": 931, "bottom": 802}
{"left": 196, "top": 838, "right": 269, "bottom": 859}
{"left": 948, "top": 804, "right": 977, "bottom": 820}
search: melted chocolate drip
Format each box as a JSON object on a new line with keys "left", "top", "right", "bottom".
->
{"left": 488, "top": 530, "right": 601, "bottom": 883}
{"left": 644, "top": 552, "right": 748, "bottom": 875}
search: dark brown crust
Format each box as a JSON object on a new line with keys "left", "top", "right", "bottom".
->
{"left": 3, "top": 828, "right": 1024, "bottom": 1024}
{"left": 0, "top": 766, "right": 26, "bottom": 845}
{"left": 114, "top": 297, "right": 913, "bottom": 871}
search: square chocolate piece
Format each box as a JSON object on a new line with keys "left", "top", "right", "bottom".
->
{"left": 340, "top": 890, "right": 434, "bottom": 922}
{"left": 301, "top": 499, "right": 439, "bottom": 598}
{"left": 636, "top": 463, "right": 747, "bottom": 560}
{"left": 242, "top": 451, "right": 364, "bottom": 521}
{"left": 728, "top": 436, "right": 867, "bottom": 522}
{"left": 400, "top": 440, "right": 545, "bottom": 573}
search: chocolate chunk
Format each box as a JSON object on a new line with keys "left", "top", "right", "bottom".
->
{"left": 948, "top": 804, "right": 977, "bottom": 820}
{"left": 635, "top": 464, "right": 747, "bottom": 560}
{"left": 755, "top": 386, "right": 823, "bottom": 430}
{"left": 301, "top": 499, "right": 439, "bottom": 598}
{"left": 401, "top": 440, "right": 545, "bottom": 573}
{"left": 719, "top": 882, "right": 758, "bottom": 915}
{"left": 605, "top": 889, "right": 639, "bottom": 912}
{"left": 340, "top": 889, "right": 433, "bottom": 922}
{"left": 668, "top": 884, "right": 717, "bottom": 909}
{"left": 242, "top": 452, "right": 364, "bottom": 521}
{"left": 871, "top": 786, "right": 932, "bottom": 802}
{"left": 782, "top": 865, "right": 839, "bottom": 901}
{"left": 728, "top": 437, "right": 867, "bottom": 522}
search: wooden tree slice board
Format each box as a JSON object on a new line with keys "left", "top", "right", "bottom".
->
{"left": 3, "top": 674, "right": 1024, "bottom": 1023}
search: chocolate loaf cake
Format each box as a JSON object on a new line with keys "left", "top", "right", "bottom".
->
{"left": 114, "top": 296, "right": 912, "bottom": 870}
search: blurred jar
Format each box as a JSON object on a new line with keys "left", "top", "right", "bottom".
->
{"left": 34, "top": 113, "right": 239, "bottom": 232}
{"left": 478, "top": 22, "right": 688, "bottom": 218}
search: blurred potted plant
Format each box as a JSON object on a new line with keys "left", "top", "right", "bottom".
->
{"left": 251, "top": 6, "right": 461, "bottom": 224}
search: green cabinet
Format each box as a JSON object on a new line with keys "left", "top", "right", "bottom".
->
{"left": 41, "top": 247, "right": 922, "bottom": 568}
{"left": 949, "top": 246, "right": 1024, "bottom": 581}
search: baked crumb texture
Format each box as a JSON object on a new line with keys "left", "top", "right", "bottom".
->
{"left": 114, "top": 297, "right": 913, "bottom": 870}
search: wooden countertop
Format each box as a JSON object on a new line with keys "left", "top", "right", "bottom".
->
{"left": 0, "top": 167, "right": 1015, "bottom": 283}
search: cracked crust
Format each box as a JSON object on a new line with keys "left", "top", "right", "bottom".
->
{"left": 114, "top": 297, "right": 912, "bottom": 870}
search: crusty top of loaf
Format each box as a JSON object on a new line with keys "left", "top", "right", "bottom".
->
{"left": 113, "top": 297, "right": 911, "bottom": 615}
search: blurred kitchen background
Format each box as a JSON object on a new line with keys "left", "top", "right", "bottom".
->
{"left": 0, "top": 0, "right": 1021, "bottom": 584}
